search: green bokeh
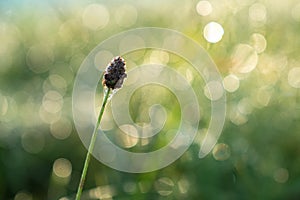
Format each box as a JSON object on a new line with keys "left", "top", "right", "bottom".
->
{"left": 1, "top": 0, "right": 300, "bottom": 199}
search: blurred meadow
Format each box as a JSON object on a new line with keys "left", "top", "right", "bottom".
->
{"left": 1, "top": 0, "right": 300, "bottom": 199}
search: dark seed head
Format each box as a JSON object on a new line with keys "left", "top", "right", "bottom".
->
{"left": 102, "top": 56, "right": 127, "bottom": 89}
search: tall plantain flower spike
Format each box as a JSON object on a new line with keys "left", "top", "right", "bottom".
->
{"left": 102, "top": 56, "right": 127, "bottom": 89}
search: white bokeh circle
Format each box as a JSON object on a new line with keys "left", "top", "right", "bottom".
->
{"left": 72, "top": 27, "right": 226, "bottom": 173}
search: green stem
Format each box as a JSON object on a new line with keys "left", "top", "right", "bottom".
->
{"left": 75, "top": 88, "right": 111, "bottom": 200}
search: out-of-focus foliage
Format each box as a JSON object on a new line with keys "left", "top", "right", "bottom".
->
{"left": 0, "top": 0, "right": 300, "bottom": 199}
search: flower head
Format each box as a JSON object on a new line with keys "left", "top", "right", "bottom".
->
{"left": 102, "top": 56, "right": 127, "bottom": 89}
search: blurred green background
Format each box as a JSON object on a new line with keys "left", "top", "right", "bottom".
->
{"left": 1, "top": 0, "right": 300, "bottom": 199}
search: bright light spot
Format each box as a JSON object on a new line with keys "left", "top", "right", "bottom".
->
{"left": 203, "top": 22, "right": 224, "bottom": 43}
{"left": 196, "top": 1, "right": 212, "bottom": 16}
{"left": 256, "top": 87, "right": 272, "bottom": 107}
{"left": 26, "top": 44, "right": 54, "bottom": 73}
{"left": 231, "top": 44, "right": 258, "bottom": 74}
{"left": 70, "top": 53, "right": 85, "bottom": 72}
{"left": 177, "top": 178, "right": 189, "bottom": 194}
{"left": 249, "top": 3, "right": 267, "bottom": 22}
{"left": 257, "top": 54, "right": 287, "bottom": 76}
{"left": 238, "top": 98, "right": 253, "bottom": 115}
{"left": 273, "top": 168, "right": 289, "bottom": 183}
{"left": 291, "top": 3, "right": 300, "bottom": 21}
{"left": 250, "top": 33, "right": 267, "bottom": 53}
{"left": 117, "top": 124, "right": 139, "bottom": 148}
{"left": 149, "top": 50, "right": 169, "bottom": 64}
{"left": 123, "top": 182, "right": 137, "bottom": 194}
{"left": 213, "top": 143, "right": 231, "bottom": 161}
{"left": 114, "top": 5, "right": 137, "bottom": 27}
{"left": 94, "top": 50, "right": 114, "bottom": 70}
{"left": 155, "top": 177, "right": 174, "bottom": 196}
{"left": 88, "top": 185, "right": 116, "bottom": 199}
{"left": 53, "top": 158, "right": 72, "bottom": 178}
{"left": 49, "top": 74, "right": 67, "bottom": 95}
{"left": 58, "top": 20, "right": 79, "bottom": 43}
{"left": 42, "top": 90, "right": 63, "bottom": 114}
{"left": 43, "top": 74, "right": 68, "bottom": 96}
{"left": 14, "top": 191, "right": 32, "bottom": 200}
{"left": 230, "top": 108, "right": 248, "bottom": 125}
{"left": 223, "top": 74, "right": 240, "bottom": 92}
{"left": 204, "top": 81, "right": 224, "bottom": 101}
{"left": 140, "top": 138, "right": 150, "bottom": 146}
{"left": 50, "top": 118, "right": 72, "bottom": 140}
{"left": 288, "top": 67, "right": 300, "bottom": 88}
{"left": 39, "top": 105, "right": 61, "bottom": 124}
{"left": 82, "top": 4, "right": 109, "bottom": 30}
{"left": 21, "top": 131, "right": 45, "bottom": 154}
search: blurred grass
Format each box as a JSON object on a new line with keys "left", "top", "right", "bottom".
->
{"left": 1, "top": 0, "right": 300, "bottom": 199}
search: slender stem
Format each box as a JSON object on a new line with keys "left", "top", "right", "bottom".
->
{"left": 75, "top": 88, "right": 111, "bottom": 200}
